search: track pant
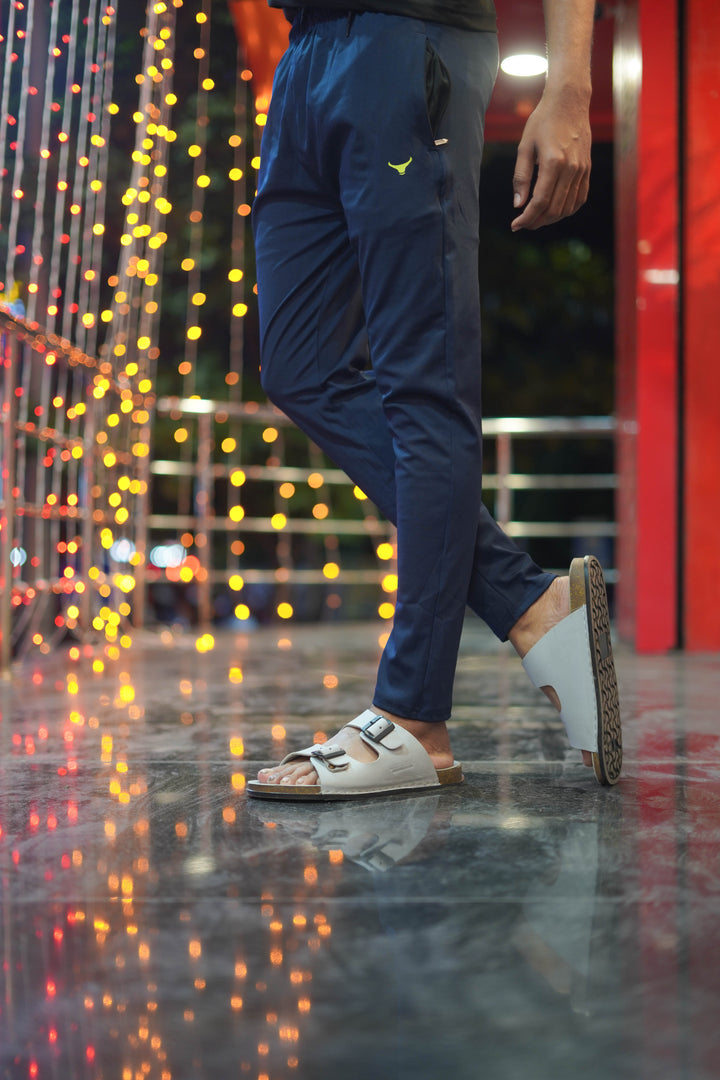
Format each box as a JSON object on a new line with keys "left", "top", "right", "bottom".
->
{"left": 252, "top": 9, "right": 555, "bottom": 722}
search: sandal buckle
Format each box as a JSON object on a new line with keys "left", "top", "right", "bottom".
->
{"left": 361, "top": 715, "right": 395, "bottom": 744}
{"left": 310, "top": 746, "right": 349, "bottom": 771}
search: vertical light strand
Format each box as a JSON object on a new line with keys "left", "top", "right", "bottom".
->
{"left": 61, "top": 0, "right": 99, "bottom": 344}
{"left": 225, "top": 50, "right": 249, "bottom": 580}
{"left": 3, "top": 0, "right": 35, "bottom": 299}
{"left": 84, "top": 3, "right": 118, "bottom": 358}
{"left": 45, "top": 0, "right": 82, "bottom": 335}
{"left": 76, "top": 0, "right": 111, "bottom": 353}
{"left": 0, "top": 0, "right": 19, "bottom": 292}
{"left": 180, "top": 0, "right": 212, "bottom": 395}
{"left": 174, "top": 0, "right": 212, "bottom": 527}
{"left": 228, "top": 58, "right": 248, "bottom": 392}
{"left": 25, "top": 0, "right": 62, "bottom": 324}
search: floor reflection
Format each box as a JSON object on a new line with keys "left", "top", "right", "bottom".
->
{"left": 1, "top": 623, "right": 719, "bottom": 1079}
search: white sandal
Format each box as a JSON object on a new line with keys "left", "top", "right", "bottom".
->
{"left": 246, "top": 709, "right": 463, "bottom": 801}
{"left": 521, "top": 556, "right": 622, "bottom": 785}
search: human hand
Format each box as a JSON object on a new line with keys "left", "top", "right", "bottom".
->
{"left": 510, "top": 88, "right": 591, "bottom": 231}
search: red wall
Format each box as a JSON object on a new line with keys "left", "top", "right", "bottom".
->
{"left": 614, "top": 0, "right": 679, "bottom": 651}
{"left": 683, "top": 0, "right": 720, "bottom": 649}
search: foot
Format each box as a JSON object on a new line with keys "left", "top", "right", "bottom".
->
{"left": 508, "top": 577, "right": 593, "bottom": 768}
{"left": 254, "top": 708, "right": 454, "bottom": 788}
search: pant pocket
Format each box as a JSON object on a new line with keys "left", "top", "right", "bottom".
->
{"left": 424, "top": 40, "right": 451, "bottom": 141}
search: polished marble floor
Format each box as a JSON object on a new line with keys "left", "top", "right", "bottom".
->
{"left": 1, "top": 618, "right": 719, "bottom": 1080}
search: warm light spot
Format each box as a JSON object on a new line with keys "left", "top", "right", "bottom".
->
{"left": 229, "top": 737, "right": 244, "bottom": 756}
{"left": 229, "top": 666, "right": 243, "bottom": 683}
{"left": 378, "top": 602, "right": 395, "bottom": 619}
{"left": 262, "top": 427, "right": 278, "bottom": 443}
{"left": 323, "top": 675, "right": 338, "bottom": 690}
{"left": 271, "top": 724, "right": 286, "bottom": 740}
{"left": 322, "top": 562, "right": 339, "bottom": 579}
{"left": 382, "top": 573, "right": 398, "bottom": 592}
{"left": 312, "top": 503, "right": 329, "bottom": 520}
{"left": 376, "top": 542, "right": 394, "bottom": 560}
{"left": 271, "top": 513, "right": 287, "bottom": 531}
{"left": 232, "top": 773, "right": 246, "bottom": 791}
{"left": 304, "top": 866, "right": 318, "bottom": 884}
{"left": 277, "top": 603, "right": 293, "bottom": 619}
{"left": 234, "top": 604, "right": 250, "bottom": 620}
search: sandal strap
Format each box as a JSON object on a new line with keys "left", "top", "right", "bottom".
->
{"left": 521, "top": 607, "right": 599, "bottom": 753}
{"left": 278, "top": 710, "right": 439, "bottom": 794}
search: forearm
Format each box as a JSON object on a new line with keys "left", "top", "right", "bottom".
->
{"left": 542, "top": 0, "right": 594, "bottom": 99}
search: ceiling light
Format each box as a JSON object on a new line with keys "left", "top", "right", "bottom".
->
{"left": 500, "top": 54, "right": 548, "bottom": 77}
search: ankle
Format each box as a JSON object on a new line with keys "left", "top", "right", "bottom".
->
{"left": 508, "top": 577, "right": 569, "bottom": 659}
{"left": 371, "top": 707, "right": 451, "bottom": 755}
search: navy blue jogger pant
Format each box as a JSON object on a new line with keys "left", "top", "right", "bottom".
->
{"left": 252, "top": 9, "right": 555, "bottom": 723}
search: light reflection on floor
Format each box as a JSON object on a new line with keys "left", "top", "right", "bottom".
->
{"left": 1, "top": 620, "right": 719, "bottom": 1080}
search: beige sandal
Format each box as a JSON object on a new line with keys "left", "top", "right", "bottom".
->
{"left": 247, "top": 710, "right": 463, "bottom": 801}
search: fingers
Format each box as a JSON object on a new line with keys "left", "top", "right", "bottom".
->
{"left": 511, "top": 153, "right": 590, "bottom": 231}
{"left": 512, "top": 137, "right": 535, "bottom": 213}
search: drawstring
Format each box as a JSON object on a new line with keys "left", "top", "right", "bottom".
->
{"left": 346, "top": 11, "right": 355, "bottom": 35}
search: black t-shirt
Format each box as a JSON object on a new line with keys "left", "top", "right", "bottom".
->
{"left": 272, "top": 0, "right": 497, "bottom": 33}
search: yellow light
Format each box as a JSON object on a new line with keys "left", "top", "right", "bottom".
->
{"left": 353, "top": 486, "right": 368, "bottom": 500}
{"left": 277, "top": 603, "right": 293, "bottom": 619}
{"left": 382, "top": 574, "right": 398, "bottom": 592}
{"left": 229, "top": 666, "right": 243, "bottom": 683}
{"left": 234, "top": 604, "right": 250, "bottom": 620}
{"left": 229, "top": 575, "right": 244, "bottom": 591}
{"left": 174, "top": 428, "right": 188, "bottom": 443}
{"left": 196, "top": 175, "right": 210, "bottom": 188}
{"left": 192, "top": 292, "right": 206, "bottom": 306}
{"left": 271, "top": 514, "right": 287, "bottom": 530}
{"left": 229, "top": 506, "right": 245, "bottom": 522}
{"left": 232, "top": 302, "right": 248, "bottom": 317}
{"left": 230, "top": 469, "right": 246, "bottom": 486}
{"left": 221, "top": 437, "right": 236, "bottom": 452}
{"left": 323, "top": 562, "right": 339, "bottom": 579}
{"left": 229, "top": 737, "right": 244, "bottom": 756}
{"left": 376, "top": 542, "right": 394, "bottom": 560}
{"left": 228, "top": 268, "right": 243, "bottom": 282}
{"left": 187, "top": 326, "right": 201, "bottom": 340}
{"left": 229, "top": 167, "right": 243, "bottom": 181}
{"left": 378, "top": 602, "right": 395, "bottom": 619}
{"left": 231, "top": 773, "right": 246, "bottom": 791}
{"left": 262, "top": 427, "right": 278, "bottom": 443}
{"left": 308, "top": 472, "right": 324, "bottom": 489}
{"left": 188, "top": 144, "right": 201, "bottom": 158}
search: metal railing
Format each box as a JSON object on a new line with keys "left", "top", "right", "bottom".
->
{"left": 146, "top": 397, "right": 617, "bottom": 624}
